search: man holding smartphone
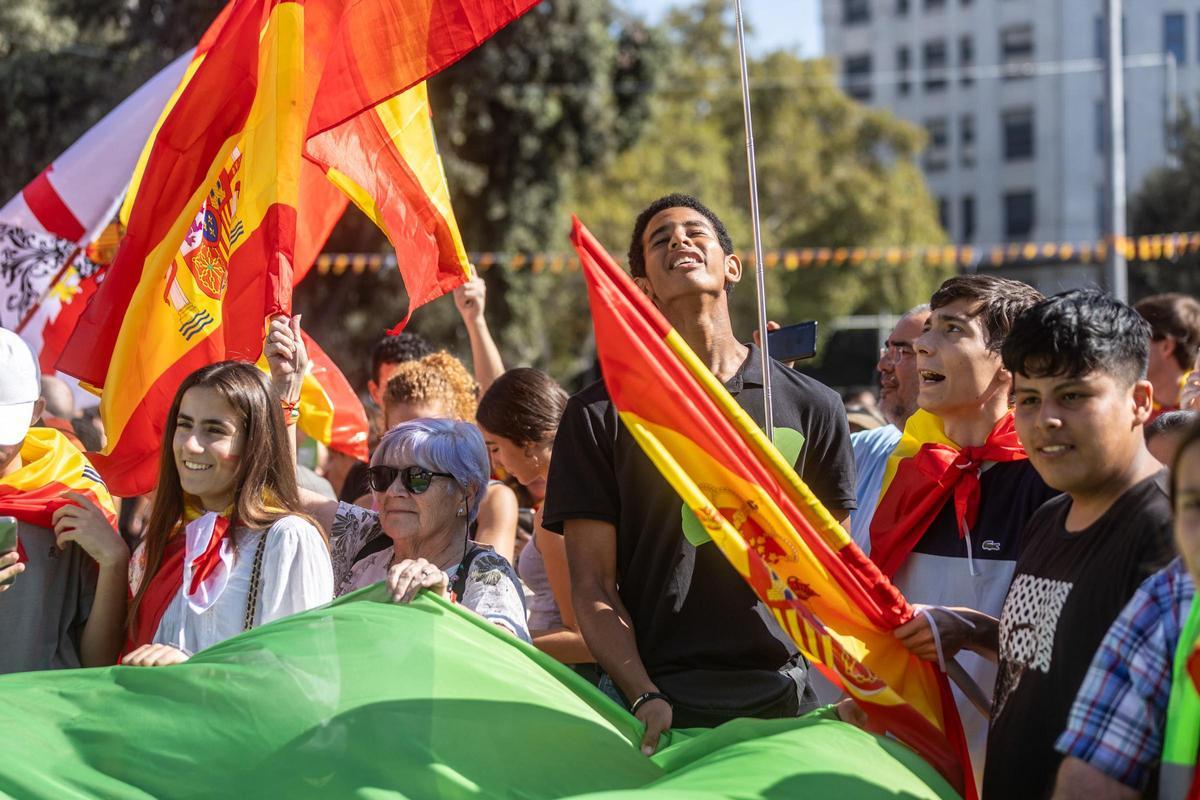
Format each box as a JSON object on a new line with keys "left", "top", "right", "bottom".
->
{"left": 543, "top": 194, "right": 857, "bottom": 756}
{"left": 0, "top": 328, "right": 126, "bottom": 673}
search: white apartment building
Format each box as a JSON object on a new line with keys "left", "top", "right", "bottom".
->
{"left": 823, "top": 0, "right": 1200, "bottom": 253}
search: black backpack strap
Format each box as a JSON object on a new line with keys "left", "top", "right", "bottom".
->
{"left": 351, "top": 529, "right": 391, "bottom": 564}
{"left": 450, "top": 544, "right": 488, "bottom": 602}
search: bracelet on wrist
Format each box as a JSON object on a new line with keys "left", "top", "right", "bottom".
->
{"left": 629, "top": 691, "right": 670, "bottom": 716}
{"left": 280, "top": 398, "right": 300, "bottom": 425}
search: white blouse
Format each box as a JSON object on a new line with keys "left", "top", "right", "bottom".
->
{"left": 146, "top": 515, "right": 333, "bottom": 655}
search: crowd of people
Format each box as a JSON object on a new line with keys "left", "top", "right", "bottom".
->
{"left": 0, "top": 192, "right": 1198, "bottom": 798}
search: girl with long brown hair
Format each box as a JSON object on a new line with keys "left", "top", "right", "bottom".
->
{"left": 121, "top": 361, "right": 332, "bottom": 666}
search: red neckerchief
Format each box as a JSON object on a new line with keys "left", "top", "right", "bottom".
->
{"left": 123, "top": 506, "right": 236, "bottom": 655}
{"left": 870, "top": 411, "right": 1026, "bottom": 578}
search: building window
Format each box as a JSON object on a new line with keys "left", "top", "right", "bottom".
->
{"left": 924, "top": 0, "right": 946, "bottom": 9}
{"left": 961, "top": 195, "right": 976, "bottom": 242}
{"left": 1004, "top": 191, "right": 1035, "bottom": 239}
{"left": 924, "top": 118, "right": 949, "bottom": 171}
{"left": 1165, "top": 13, "right": 1186, "bottom": 64}
{"left": 896, "top": 0, "right": 909, "bottom": 15}
{"left": 897, "top": 46, "right": 911, "bottom": 95}
{"left": 1003, "top": 108, "right": 1034, "bottom": 160}
{"left": 844, "top": 54, "right": 873, "bottom": 101}
{"left": 959, "top": 114, "right": 976, "bottom": 167}
{"left": 923, "top": 40, "right": 948, "bottom": 91}
{"left": 1001, "top": 25, "right": 1034, "bottom": 80}
{"left": 938, "top": 197, "right": 951, "bottom": 232}
{"left": 844, "top": 0, "right": 871, "bottom": 25}
{"left": 959, "top": 36, "right": 975, "bottom": 86}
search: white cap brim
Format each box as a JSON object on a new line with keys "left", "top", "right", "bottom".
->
{"left": 0, "top": 402, "right": 35, "bottom": 447}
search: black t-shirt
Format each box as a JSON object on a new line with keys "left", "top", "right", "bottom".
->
{"left": 982, "top": 472, "right": 1176, "bottom": 799}
{"left": 541, "top": 345, "right": 857, "bottom": 680}
{"left": 339, "top": 460, "right": 371, "bottom": 503}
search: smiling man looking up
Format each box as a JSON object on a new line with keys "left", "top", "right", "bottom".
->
{"left": 542, "top": 194, "right": 857, "bottom": 757}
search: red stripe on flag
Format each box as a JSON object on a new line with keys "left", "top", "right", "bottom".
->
{"left": 22, "top": 168, "right": 85, "bottom": 242}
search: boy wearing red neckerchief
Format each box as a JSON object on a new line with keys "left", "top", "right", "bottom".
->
{"left": 855, "top": 275, "right": 1052, "bottom": 790}
{"left": 0, "top": 328, "right": 125, "bottom": 673}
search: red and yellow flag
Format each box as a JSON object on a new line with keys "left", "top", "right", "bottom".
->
{"left": 56, "top": 0, "right": 538, "bottom": 495}
{"left": 0, "top": 428, "right": 118, "bottom": 563}
{"left": 870, "top": 410, "right": 1027, "bottom": 578}
{"left": 570, "top": 217, "right": 973, "bottom": 798}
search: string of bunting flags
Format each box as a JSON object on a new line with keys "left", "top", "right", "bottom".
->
{"left": 312, "top": 231, "right": 1200, "bottom": 276}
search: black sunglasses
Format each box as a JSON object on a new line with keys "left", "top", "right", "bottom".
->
{"left": 366, "top": 465, "right": 454, "bottom": 494}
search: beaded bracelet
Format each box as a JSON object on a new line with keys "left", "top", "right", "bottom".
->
{"left": 280, "top": 398, "right": 300, "bottom": 425}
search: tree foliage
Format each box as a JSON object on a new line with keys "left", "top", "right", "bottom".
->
{"left": 0, "top": 0, "right": 213, "bottom": 198}
{"left": 1128, "top": 113, "right": 1200, "bottom": 298}
{"left": 569, "top": 0, "right": 949, "bottom": 350}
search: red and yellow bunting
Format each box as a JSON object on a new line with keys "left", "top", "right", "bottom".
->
{"left": 315, "top": 231, "right": 1200, "bottom": 275}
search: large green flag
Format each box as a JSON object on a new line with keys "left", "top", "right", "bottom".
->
{"left": 0, "top": 586, "right": 956, "bottom": 798}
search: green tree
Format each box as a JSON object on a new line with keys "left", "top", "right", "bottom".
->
{"left": 569, "top": 0, "right": 949, "bottom": 351}
{"left": 1128, "top": 113, "right": 1200, "bottom": 298}
{"left": 0, "top": 0, "right": 213, "bottom": 199}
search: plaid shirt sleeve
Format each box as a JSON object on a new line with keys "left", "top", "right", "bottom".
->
{"left": 1055, "top": 559, "right": 1194, "bottom": 790}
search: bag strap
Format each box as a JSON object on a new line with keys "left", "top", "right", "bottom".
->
{"left": 242, "top": 531, "right": 270, "bottom": 632}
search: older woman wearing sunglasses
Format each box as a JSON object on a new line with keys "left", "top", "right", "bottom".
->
{"left": 303, "top": 418, "right": 529, "bottom": 642}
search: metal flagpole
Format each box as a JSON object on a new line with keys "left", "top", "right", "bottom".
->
{"left": 732, "top": 0, "right": 775, "bottom": 440}
{"left": 1103, "top": 0, "right": 1128, "bottom": 301}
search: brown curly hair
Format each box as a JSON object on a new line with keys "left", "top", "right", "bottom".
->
{"left": 384, "top": 351, "right": 478, "bottom": 422}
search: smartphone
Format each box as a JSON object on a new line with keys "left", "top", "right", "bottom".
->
{"left": 765, "top": 320, "right": 818, "bottom": 362}
{"left": 0, "top": 516, "right": 17, "bottom": 587}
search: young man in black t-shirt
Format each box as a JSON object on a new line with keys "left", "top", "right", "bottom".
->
{"left": 896, "top": 290, "right": 1175, "bottom": 798}
{"left": 542, "top": 194, "right": 856, "bottom": 756}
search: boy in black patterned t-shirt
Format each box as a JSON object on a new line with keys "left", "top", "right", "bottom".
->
{"left": 894, "top": 290, "right": 1175, "bottom": 798}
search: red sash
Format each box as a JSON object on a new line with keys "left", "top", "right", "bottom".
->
{"left": 870, "top": 411, "right": 1027, "bottom": 578}
{"left": 123, "top": 534, "right": 186, "bottom": 656}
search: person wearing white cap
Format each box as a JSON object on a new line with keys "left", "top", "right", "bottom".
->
{"left": 0, "top": 328, "right": 129, "bottom": 673}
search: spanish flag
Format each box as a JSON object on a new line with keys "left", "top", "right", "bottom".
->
{"left": 56, "top": 0, "right": 538, "bottom": 496}
{"left": 0, "top": 428, "right": 118, "bottom": 563}
{"left": 570, "top": 218, "right": 973, "bottom": 798}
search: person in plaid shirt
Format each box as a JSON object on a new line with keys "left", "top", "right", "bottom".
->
{"left": 1054, "top": 558, "right": 1196, "bottom": 798}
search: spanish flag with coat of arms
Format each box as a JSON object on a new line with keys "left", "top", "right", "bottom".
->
{"left": 57, "top": 0, "right": 539, "bottom": 496}
{"left": 569, "top": 217, "right": 975, "bottom": 799}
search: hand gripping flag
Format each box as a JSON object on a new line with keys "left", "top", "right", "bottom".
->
{"left": 254, "top": 329, "right": 369, "bottom": 462}
{"left": 0, "top": 427, "right": 118, "bottom": 564}
{"left": 57, "top": 0, "right": 538, "bottom": 496}
{"left": 570, "top": 217, "right": 974, "bottom": 798}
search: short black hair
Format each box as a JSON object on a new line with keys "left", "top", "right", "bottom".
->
{"left": 930, "top": 275, "right": 1044, "bottom": 353}
{"left": 370, "top": 332, "right": 433, "bottom": 384}
{"left": 627, "top": 193, "right": 735, "bottom": 280}
{"left": 1001, "top": 289, "right": 1151, "bottom": 386}
{"left": 1147, "top": 409, "right": 1198, "bottom": 442}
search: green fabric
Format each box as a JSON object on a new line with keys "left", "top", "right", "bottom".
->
{"left": 1162, "top": 595, "right": 1200, "bottom": 799}
{"left": 0, "top": 585, "right": 956, "bottom": 799}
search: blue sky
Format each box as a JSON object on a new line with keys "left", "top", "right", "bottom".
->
{"left": 619, "top": 0, "right": 824, "bottom": 58}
